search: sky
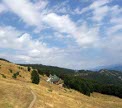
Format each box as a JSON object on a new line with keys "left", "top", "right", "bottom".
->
{"left": 0, "top": 0, "right": 122, "bottom": 69}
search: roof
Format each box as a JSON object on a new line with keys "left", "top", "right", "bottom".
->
{"left": 50, "top": 75, "right": 60, "bottom": 82}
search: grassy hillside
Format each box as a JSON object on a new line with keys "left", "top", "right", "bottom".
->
{"left": 0, "top": 60, "right": 31, "bottom": 82}
{"left": 0, "top": 60, "right": 33, "bottom": 108}
{"left": 0, "top": 60, "right": 122, "bottom": 108}
{"left": 0, "top": 78, "right": 33, "bottom": 108}
{"left": 29, "top": 76, "right": 122, "bottom": 108}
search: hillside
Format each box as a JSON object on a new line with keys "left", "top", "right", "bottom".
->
{"left": 77, "top": 69, "right": 122, "bottom": 85}
{"left": 0, "top": 60, "right": 33, "bottom": 108}
{"left": 0, "top": 60, "right": 31, "bottom": 82}
{"left": 0, "top": 60, "right": 122, "bottom": 108}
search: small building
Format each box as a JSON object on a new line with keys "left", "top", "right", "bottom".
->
{"left": 47, "top": 74, "right": 62, "bottom": 84}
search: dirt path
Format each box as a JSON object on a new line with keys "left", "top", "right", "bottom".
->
{"left": 28, "top": 90, "right": 37, "bottom": 108}
{"left": 18, "top": 81, "right": 37, "bottom": 108}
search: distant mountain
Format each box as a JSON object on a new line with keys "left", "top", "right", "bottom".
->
{"left": 76, "top": 69, "right": 122, "bottom": 86}
{"left": 93, "top": 64, "right": 122, "bottom": 71}
{"left": 107, "top": 65, "right": 122, "bottom": 71}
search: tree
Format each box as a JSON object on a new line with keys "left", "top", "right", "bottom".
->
{"left": 28, "top": 67, "right": 31, "bottom": 71}
{"left": 31, "top": 70, "right": 40, "bottom": 84}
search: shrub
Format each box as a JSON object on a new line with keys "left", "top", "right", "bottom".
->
{"left": 28, "top": 67, "right": 31, "bottom": 71}
{"left": 12, "top": 72, "right": 19, "bottom": 79}
{"left": 16, "top": 72, "right": 19, "bottom": 75}
{"left": 1, "top": 74, "right": 6, "bottom": 78}
{"left": 31, "top": 70, "right": 40, "bottom": 84}
{"left": 12, "top": 73, "right": 17, "bottom": 79}
{"left": 9, "top": 69, "right": 13, "bottom": 73}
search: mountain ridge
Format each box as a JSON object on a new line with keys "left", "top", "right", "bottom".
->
{"left": 93, "top": 64, "right": 122, "bottom": 71}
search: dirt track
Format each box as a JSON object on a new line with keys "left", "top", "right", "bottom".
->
{"left": 28, "top": 90, "right": 37, "bottom": 108}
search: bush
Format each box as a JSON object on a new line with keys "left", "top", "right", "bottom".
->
{"left": 9, "top": 69, "right": 13, "bottom": 73}
{"left": 12, "top": 72, "right": 19, "bottom": 79}
{"left": 28, "top": 67, "right": 31, "bottom": 71}
{"left": 1, "top": 74, "right": 6, "bottom": 78}
{"left": 12, "top": 73, "right": 17, "bottom": 79}
{"left": 31, "top": 70, "right": 40, "bottom": 84}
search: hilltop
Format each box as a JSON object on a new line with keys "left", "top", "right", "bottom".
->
{"left": 0, "top": 59, "right": 122, "bottom": 108}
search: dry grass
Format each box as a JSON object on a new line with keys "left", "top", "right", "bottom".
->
{"left": 0, "top": 78, "right": 33, "bottom": 108}
{"left": 0, "top": 60, "right": 122, "bottom": 108}
{"left": 0, "top": 60, "right": 33, "bottom": 108}
{"left": 28, "top": 76, "right": 122, "bottom": 108}
{"left": 0, "top": 60, "right": 31, "bottom": 82}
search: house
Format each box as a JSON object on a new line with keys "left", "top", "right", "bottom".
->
{"left": 47, "top": 74, "right": 62, "bottom": 84}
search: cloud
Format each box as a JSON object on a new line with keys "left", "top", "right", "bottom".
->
{"left": 110, "top": 17, "right": 122, "bottom": 24}
{"left": 101, "top": 33, "right": 122, "bottom": 65}
{"left": 0, "top": 3, "right": 7, "bottom": 13}
{"left": 48, "top": 0, "right": 70, "bottom": 14}
{"left": 90, "top": 0, "right": 110, "bottom": 22}
{"left": 1, "top": 0, "right": 101, "bottom": 48}
{"left": 90, "top": 0, "right": 109, "bottom": 9}
{"left": 0, "top": 26, "right": 50, "bottom": 53}
{"left": 0, "top": 25, "right": 103, "bottom": 69}
{"left": 0, "top": 26, "right": 57, "bottom": 64}
{"left": 74, "top": 7, "right": 89, "bottom": 15}
{"left": 74, "top": 0, "right": 110, "bottom": 22}
{"left": 107, "top": 24, "right": 122, "bottom": 35}
{"left": 92, "top": 5, "right": 109, "bottom": 22}
{"left": 34, "top": 0, "right": 48, "bottom": 11}
{"left": 43, "top": 13, "right": 99, "bottom": 47}
{"left": 3, "top": 0, "right": 42, "bottom": 26}
{"left": 43, "top": 13, "right": 77, "bottom": 33}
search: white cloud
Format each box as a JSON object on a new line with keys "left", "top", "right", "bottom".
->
{"left": 0, "top": 25, "right": 103, "bottom": 69}
{"left": 1, "top": 0, "right": 100, "bottom": 48}
{"left": 110, "top": 5, "right": 122, "bottom": 16}
{"left": 107, "top": 5, "right": 122, "bottom": 35}
{"left": 0, "top": 26, "right": 55, "bottom": 64}
{"left": 92, "top": 5, "right": 109, "bottom": 22}
{"left": 90, "top": 0, "right": 110, "bottom": 22}
{"left": 101, "top": 33, "right": 122, "bottom": 64}
{"left": 90, "top": 0, "right": 109, "bottom": 9}
{"left": 0, "top": 26, "right": 50, "bottom": 54}
{"left": 43, "top": 13, "right": 77, "bottom": 33}
{"left": 3, "top": 0, "right": 42, "bottom": 26}
{"left": 43, "top": 13, "right": 99, "bottom": 47}
{"left": 0, "top": 4, "right": 7, "bottom": 13}
{"left": 74, "top": 0, "right": 110, "bottom": 22}
{"left": 74, "top": 7, "right": 89, "bottom": 15}
{"left": 76, "top": 24, "right": 99, "bottom": 47}
{"left": 34, "top": 0, "right": 48, "bottom": 11}
{"left": 110, "top": 17, "right": 122, "bottom": 24}
{"left": 107, "top": 24, "right": 122, "bottom": 35}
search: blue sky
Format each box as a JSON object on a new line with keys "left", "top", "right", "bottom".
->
{"left": 0, "top": 0, "right": 122, "bottom": 69}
